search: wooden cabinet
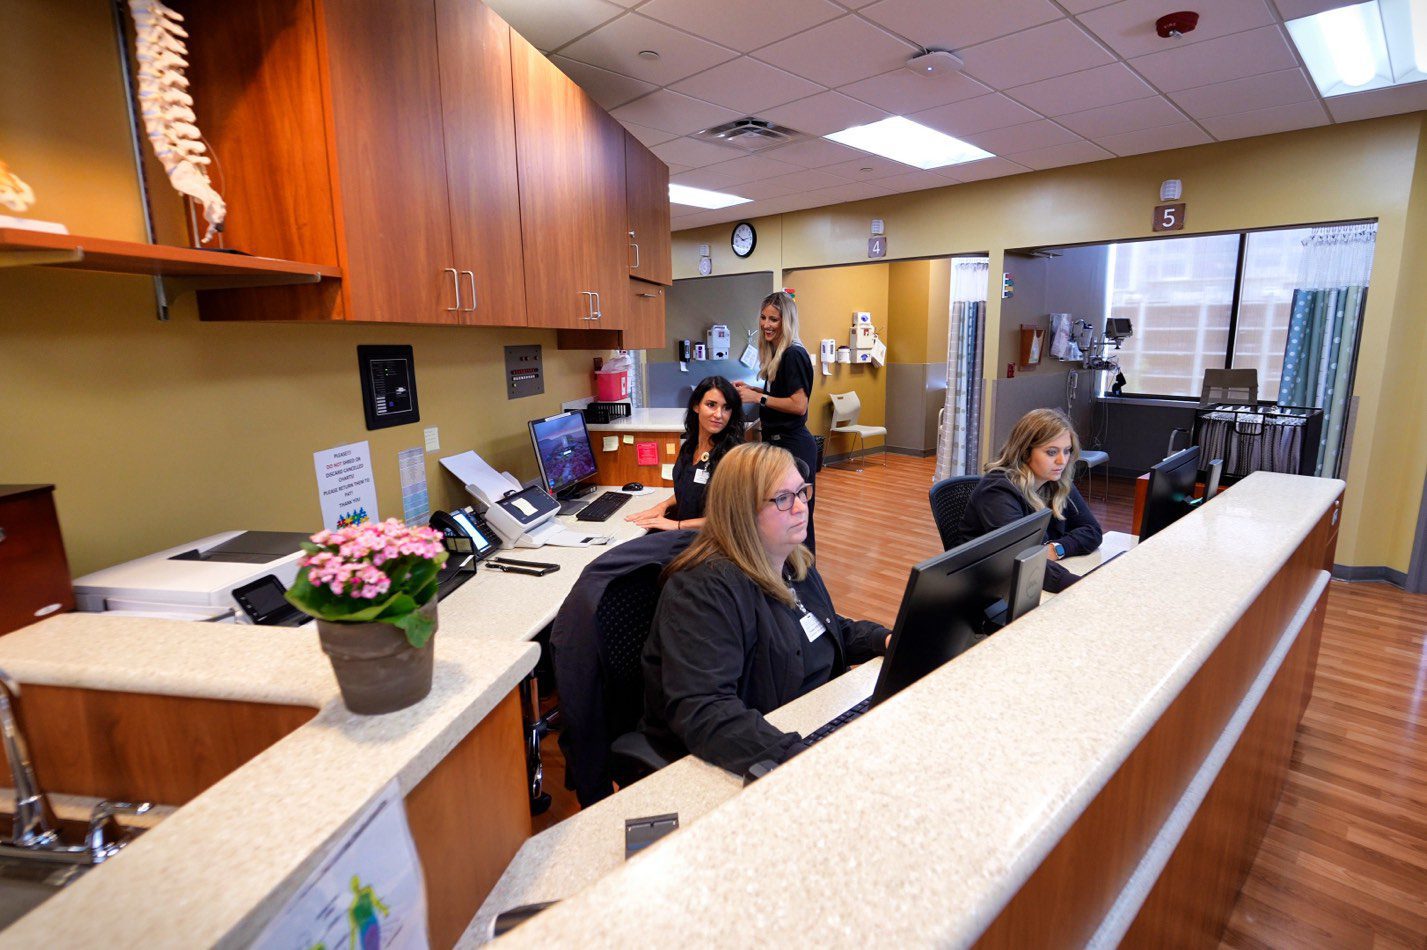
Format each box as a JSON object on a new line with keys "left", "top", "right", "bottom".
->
{"left": 625, "top": 133, "right": 673, "bottom": 286}
{"left": 511, "top": 32, "right": 629, "bottom": 331}
{"left": 0, "top": 486, "right": 75, "bottom": 636}
{"left": 556, "top": 279, "right": 666, "bottom": 352}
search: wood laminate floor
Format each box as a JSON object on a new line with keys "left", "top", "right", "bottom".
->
{"left": 535, "top": 453, "right": 1427, "bottom": 947}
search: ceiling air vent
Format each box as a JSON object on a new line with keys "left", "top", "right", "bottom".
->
{"left": 694, "top": 118, "right": 804, "bottom": 151}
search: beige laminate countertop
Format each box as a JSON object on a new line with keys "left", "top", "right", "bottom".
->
{"left": 493, "top": 472, "right": 1344, "bottom": 947}
{"left": 583, "top": 408, "right": 685, "bottom": 432}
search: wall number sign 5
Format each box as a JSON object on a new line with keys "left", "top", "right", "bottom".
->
{"left": 1153, "top": 202, "right": 1186, "bottom": 232}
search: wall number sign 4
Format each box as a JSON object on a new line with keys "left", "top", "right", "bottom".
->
{"left": 731, "top": 222, "right": 756, "bottom": 258}
{"left": 1153, "top": 202, "right": 1186, "bottom": 232}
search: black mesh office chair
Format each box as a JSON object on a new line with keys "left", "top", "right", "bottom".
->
{"left": 928, "top": 475, "right": 981, "bottom": 550}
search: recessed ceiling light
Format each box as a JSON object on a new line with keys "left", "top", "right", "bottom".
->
{"left": 824, "top": 116, "right": 993, "bottom": 170}
{"left": 668, "top": 183, "right": 751, "bottom": 209}
{"left": 1285, "top": 0, "right": 1427, "bottom": 96}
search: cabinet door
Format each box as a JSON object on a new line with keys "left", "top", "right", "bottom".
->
{"left": 625, "top": 132, "right": 672, "bottom": 285}
{"left": 512, "top": 34, "right": 627, "bottom": 330}
{"left": 436, "top": 0, "right": 527, "bottom": 327}
{"left": 0, "top": 489, "right": 74, "bottom": 636}
{"left": 623, "top": 280, "right": 666, "bottom": 351}
{"left": 322, "top": 0, "right": 459, "bottom": 323}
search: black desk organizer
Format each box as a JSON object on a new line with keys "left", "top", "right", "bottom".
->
{"left": 583, "top": 401, "right": 632, "bottom": 424}
{"left": 1193, "top": 403, "right": 1324, "bottom": 481}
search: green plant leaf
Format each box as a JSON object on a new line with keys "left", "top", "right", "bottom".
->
{"left": 396, "top": 608, "right": 435, "bottom": 649}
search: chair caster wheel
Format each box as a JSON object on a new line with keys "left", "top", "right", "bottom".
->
{"left": 530, "top": 792, "right": 552, "bottom": 816}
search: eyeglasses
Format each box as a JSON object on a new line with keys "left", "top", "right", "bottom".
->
{"left": 767, "top": 484, "right": 814, "bottom": 511}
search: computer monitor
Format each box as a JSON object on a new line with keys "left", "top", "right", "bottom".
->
{"left": 871, "top": 509, "right": 1053, "bottom": 704}
{"left": 1140, "top": 446, "right": 1201, "bottom": 540}
{"left": 1203, "top": 457, "right": 1224, "bottom": 501}
{"left": 529, "top": 411, "right": 598, "bottom": 500}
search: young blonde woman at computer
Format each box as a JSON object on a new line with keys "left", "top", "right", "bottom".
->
{"left": 640, "top": 443, "right": 889, "bottom": 774}
{"left": 627, "top": 376, "right": 745, "bottom": 533}
{"left": 952, "top": 407, "right": 1103, "bottom": 593}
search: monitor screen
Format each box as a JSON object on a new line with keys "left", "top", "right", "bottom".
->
{"left": 873, "top": 509, "right": 1053, "bottom": 704}
{"left": 1141, "top": 446, "right": 1202, "bottom": 540}
{"left": 529, "top": 411, "right": 598, "bottom": 496}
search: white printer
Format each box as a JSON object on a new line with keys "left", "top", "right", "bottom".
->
{"left": 73, "top": 530, "right": 311, "bottom": 624}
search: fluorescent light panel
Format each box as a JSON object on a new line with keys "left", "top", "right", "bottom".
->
{"left": 668, "top": 183, "right": 750, "bottom": 209}
{"left": 1286, "top": 0, "right": 1427, "bottom": 97}
{"left": 823, "top": 116, "right": 993, "bottom": 170}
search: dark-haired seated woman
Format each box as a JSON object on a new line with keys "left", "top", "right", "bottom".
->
{"left": 627, "top": 376, "right": 745, "bottom": 533}
{"left": 641, "top": 442, "right": 890, "bottom": 773}
{"left": 952, "top": 407, "right": 1103, "bottom": 593}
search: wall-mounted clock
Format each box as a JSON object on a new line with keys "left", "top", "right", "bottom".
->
{"left": 731, "top": 221, "right": 756, "bottom": 258}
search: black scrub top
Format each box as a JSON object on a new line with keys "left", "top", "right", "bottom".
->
{"left": 759, "top": 343, "right": 814, "bottom": 435}
{"left": 668, "top": 441, "right": 714, "bottom": 522}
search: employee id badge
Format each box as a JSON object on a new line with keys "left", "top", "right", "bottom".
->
{"left": 799, "top": 610, "right": 827, "bottom": 642}
{"left": 693, "top": 466, "right": 710, "bottom": 484}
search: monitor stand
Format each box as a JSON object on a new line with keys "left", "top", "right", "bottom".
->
{"left": 554, "top": 481, "right": 598, "bottom": 515}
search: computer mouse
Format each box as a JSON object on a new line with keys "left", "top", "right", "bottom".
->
{"left": 622, "top": 481, "right": 644, "bottom": 492}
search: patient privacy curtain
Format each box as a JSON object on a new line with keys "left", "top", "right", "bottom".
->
{"left": 1277, "top": 223, "right": 1375, "bottom": 476}
{"left": 935, "top": 259, "right": 989, "bottom": 481}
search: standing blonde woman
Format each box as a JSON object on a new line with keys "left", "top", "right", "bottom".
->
{"left": 951, "top": 408, "right": 1103, "bottom": 592}
{"left": 640, "top": 443, "right": 889, "bottom": 774}
{"left": 733, "top": 291, "right": 820, "bottom": 551}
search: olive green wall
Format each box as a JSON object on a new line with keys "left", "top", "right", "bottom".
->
{"left": 673, "top": 115, "right": 1427, "bottom": 574}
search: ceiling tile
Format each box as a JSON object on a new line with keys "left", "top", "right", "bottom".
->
{"left": 1060, "top": 0, "right": 1120, "bottom": 10}
{"left": 670, "top": 58, "right": 825, "bottom": 116}
{"left": 698, "top": 153, "right": 805, "bottom": 183}
{"left": 1056, "top": 96, "right": 1187, "bottom": 138}
{"left": 758, "top": 168, "right": 855, "bottom": 193}
{"left": 1201, "top": 99, "right": 1330, "bottom": 139}
{"left": 485, "top": 0, "right": 624, "bottom": 52}
{"left": 940, "top": 156, "right": 1032, "bottom": 182}
{"left": 650, "top": 135, "right": 748, "bottom": 167}
{"left": 1008, "top": 139, "right": 1114, "bottom": 169}
{"left": 759, "top": 90, "right": 891, "bottom": 136}
{"left": 1271, "top": 0, "right": 1346, "bottom": 17}
{"left": 1078, "top": 0, "right": 1276, "bottom": 60}
{"left": 960, "top": 19, "right": 1115, "bottom": 89}
{"left": 1325, "top": 80, "right": 1427, "bottom": 123}
{"left": 757, "top": 138, "right": 866, "bottom": 167}
{"left": 619, "top": 120, "right": 680, "bottom": 148}
{"left": 876, "top": 169, "right": 957, "bottom": 194}
{"left": 666, "top": 162, "right": 693, "bottom": 176}
{"left": 1098, "top": 122, "right": 1213, "bottom": 156}
{"left": 819, "top": 155, "right": 921, "bottom": 180}
{"left": 1169, "top": 69, "right": 1317, "bottom": 119}
{"left": 1007, "top": 63, "right": 1156, "bottom": 116}
{"left": 912, "top": 93, "right": 1040, "bottom": 138}
{"left": 731, "top": 176, "right": 807, "bottom": 200}
{"left": 670, "top": 166, "right": 752, "bottom": 190}
{"left": 964, "top": 119, "right": 1082, "bottom": 154}
{"left": 750, "top": 16, "right": 919, "bottom": 87}
{"left": 551, "top": 55, "right": 657, "bottom": 110}
{"left": 804, "top": 180, "right": 895, "bottom": 206}
{"left": 837, "top": 67, "right": 990, "bottom": 113}
{"left": 613, "top": 90, "right": 743, "bottom": 135}
{"left": 560, "top": 13, "right": 739, "bottom": 85}
{"left": 859, "top": 0, "right": 1063, "bottom": 49}
{"left": 639, "top": 0, "right": 843, "bottom": 53}
{"left": 1129, "top": 25, "right": 1297, "bottom": 93}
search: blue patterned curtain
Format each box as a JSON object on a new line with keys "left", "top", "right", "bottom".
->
{"left": 935, "top": 260, "right": 988, "bottom": 480}
{"left": 1278, "top": 224, "right": 1375, "bottom": 476}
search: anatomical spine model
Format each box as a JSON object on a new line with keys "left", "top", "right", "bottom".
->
{"left": 128, "top": 0, "right": 226, "bottom": 243}
{"left": 0, "top": 160, "right": 36, "bottom": 213}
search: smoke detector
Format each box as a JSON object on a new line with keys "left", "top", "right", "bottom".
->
{"left": 1155, "top": 11, "right": 1199, "bottom": 38}
{"left": 906, "top": 49, "right": 965, "bottom": 76}
{"left": 694, "top": 118, "right": 804, "bottom": 151}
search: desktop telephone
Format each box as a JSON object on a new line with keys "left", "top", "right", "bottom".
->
{"left": 429, "top": 508, "right": 499, "bottom": 597}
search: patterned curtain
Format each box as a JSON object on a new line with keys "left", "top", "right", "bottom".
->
{"left": 935, "top": 260, "right": 989, "bottom": 481}
{"left": 1278, "top": 223, "right": 1375, "bottom": 476}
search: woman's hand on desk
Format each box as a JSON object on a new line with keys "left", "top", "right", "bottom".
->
{"left": 626, "top": 502, "right": 667, "bottom": 527}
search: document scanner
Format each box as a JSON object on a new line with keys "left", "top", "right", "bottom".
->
{"left": 73, "top": 530, "right": 311, "bottom": 623}
{"left": 440, "top": 450, "right": 606, "bottom": 550}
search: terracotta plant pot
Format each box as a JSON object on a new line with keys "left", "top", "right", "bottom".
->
{"left": 316, "top": 600, "right": 437, "bottom": 715}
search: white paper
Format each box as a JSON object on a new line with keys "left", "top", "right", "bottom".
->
{"left": 679, "top": 361, "right": 689, "bottom": 373}
{"left": 602, "top": 436, "right": 619, "bottom": 452}
{"left": 314, "top": 441, "right": 379, "bottom": 531}
{"left": 544, "top": 526, "right": 610, "bottom": 547}
{"left": 661, "top": 463, "right": 675, "bottom": 480}
{"left": 739, "top": 343, "right": 759, "bottom": 368}
{"left": 623, "top": 435, "right": 635, "bottom": 445}
{"left": 512, "top": 497, "right": 537, "bottom": 516}
{"left": 398, "top": 447, "right": 429, "bottom": 526}
{"left": 440, "top": 450, "right": 519, "bottom": 502}
{"left": 255, "top": 781, "right": 427, "bottom": 949}
{"left": 423, "top": 426, "right": 440, "bottom": 452}
{"left": 871, "top": 338, "right": 887, "bottom": 367}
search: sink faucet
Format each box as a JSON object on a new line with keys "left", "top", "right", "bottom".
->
{"left": 0, "top": 670, "right": 59, "bottom": 849}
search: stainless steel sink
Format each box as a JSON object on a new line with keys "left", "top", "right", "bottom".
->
{"left": 0, "top": 854, "right": 87, "bottom": 930}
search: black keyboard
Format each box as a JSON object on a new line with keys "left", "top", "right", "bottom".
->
{"left": 574, "top": 491, "right": 632, "bottom": 522}
{"left": 802, "top": 698, "right": 872, "bottom": 747}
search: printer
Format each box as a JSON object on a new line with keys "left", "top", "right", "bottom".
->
{"left": 73, "top": 530, "right": 311, "bottom": 624}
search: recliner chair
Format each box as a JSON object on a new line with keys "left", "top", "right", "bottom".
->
{"left": 928, "top": 474, "right": 980, "bottom": 550}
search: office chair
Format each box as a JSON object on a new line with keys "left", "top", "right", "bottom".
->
{"left": 928, "top": 475, "right": 981, "bottom": 551}
{"left": 828, "top": 391, "right": 887, "bottom": 471}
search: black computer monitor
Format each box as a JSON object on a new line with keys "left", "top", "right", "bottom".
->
{"left": 529, "top": 411, "right": 598, "bottom": 499}
{"left": 1203, "top": 457, "right": 1224, "bottom": 501}
{"left": 1140, "top": 445, "right": 1202, "bottom": 540}
{"left": 871, "top": 509, "right": 1053, "bottom": 704}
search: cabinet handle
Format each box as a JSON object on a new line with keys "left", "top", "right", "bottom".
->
{"left": 637, "top": 292, "right": 657, "bottom": 298}
{"left": 629, "top": 231, "right": 640, "bottom": 270}
{"left": 445, "top": 268, "right": 461, "bottom": 312}
{"left": 462, "top": 270, "right": 477, "bottom": 312}
{"left": 592, "top": 291, "right": 602, "bottom": 319}
{"left": 581, "top": 291, "right": 596, "bottom": 320}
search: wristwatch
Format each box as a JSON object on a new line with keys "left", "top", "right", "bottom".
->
{"left": 1052, "top": 542, "right": 1066, "bottom": 559}
{"left": 759, "top": 394, "right": 768, "bottom": 406}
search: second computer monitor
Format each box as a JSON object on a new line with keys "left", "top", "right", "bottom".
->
{"left": 529, "top": 411, "right": 598, "bottom": 498}
{"left": 873, "top": 508, "right": 1053, "bottom": 704}
{"left": 1140, "top": 445, "right": 1202, "bottom": 540}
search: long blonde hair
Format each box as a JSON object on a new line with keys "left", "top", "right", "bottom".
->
{"left": 665, "top": 442, "right": 811, "bottom": 607}
{"left": 985, "top": 408, "right": 1081, "bottom": 520}
{"left": 757, "top": 291, "right": 802, "bottom": 386}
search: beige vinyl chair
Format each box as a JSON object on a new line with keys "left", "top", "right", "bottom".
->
{"left": 828, "top": 391, "right": 887, "bottom": 471}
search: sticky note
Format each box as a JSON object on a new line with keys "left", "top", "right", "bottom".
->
{"left": 661, "top": 463, "right": 675, "bottom": 480}
{"left": 665, "top": 442, "right": 676, "bottom": 457}
{"left": 602, "top": 436, "right": 618, "bottom": 452}
{"left": 636, "top": 441, "right": 658, "bottom": 465}
{"left": 423, "top": 427, "right": 440, "bottom": 452}
{"left": 623, "top": 435, "right": 635, "bottom": 445}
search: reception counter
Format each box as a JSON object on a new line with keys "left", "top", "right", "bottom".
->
{"left": 485, "top": 472, "right": 1342, "bottom": 946}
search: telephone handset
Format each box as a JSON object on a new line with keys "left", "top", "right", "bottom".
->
{"left": 429, "top": 507, "right": 499, "bottom": 563}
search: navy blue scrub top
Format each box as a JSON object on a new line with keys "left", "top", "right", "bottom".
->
{"left": 669, "top": 441, "right": 712, "bottom": 522}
